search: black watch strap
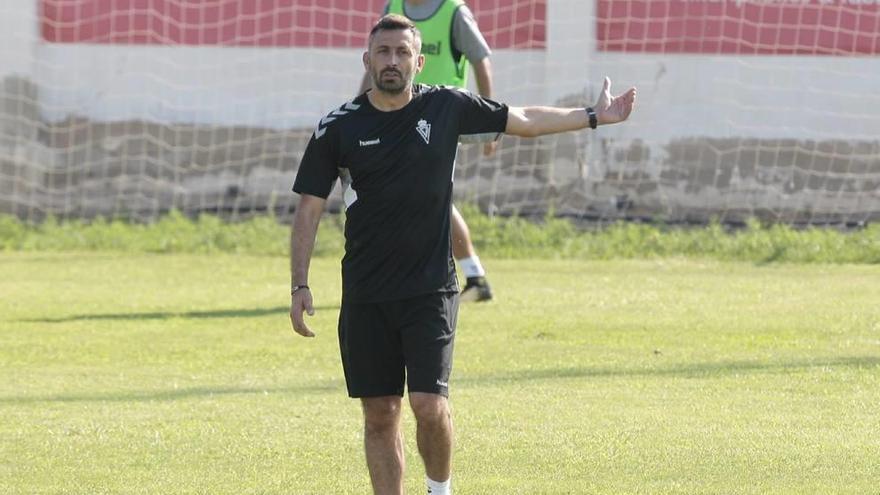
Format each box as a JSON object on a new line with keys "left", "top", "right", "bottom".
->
{"left": 585, "top": 107, "right": 598, "bottom": 129}
{"left": 291, "top": 285, "right": 310, "bottom": 295}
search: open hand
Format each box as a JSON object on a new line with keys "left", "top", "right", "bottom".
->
{"left": 593, "top": 77, "right": 637, "bottom": 126}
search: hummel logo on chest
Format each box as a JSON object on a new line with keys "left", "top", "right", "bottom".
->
{"left": 359, "top": 138, "right": 381, "bottom": 147}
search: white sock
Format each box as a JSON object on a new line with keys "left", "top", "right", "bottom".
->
{"left": 426, "top": 477, "right": 451, "bottom": 495}
{"left": 458, "top": 255, "right": 485, "bottom": 278}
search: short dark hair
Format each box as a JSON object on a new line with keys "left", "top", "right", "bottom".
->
{"left": 368, "top": 14, "right": 422, "bottom": 49}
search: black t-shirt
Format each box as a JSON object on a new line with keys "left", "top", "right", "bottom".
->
{"left": 293, "top": 84, "right": 508, "bottom": 303}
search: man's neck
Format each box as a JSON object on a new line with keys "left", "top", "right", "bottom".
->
{"left": 367, "top": 85, "right": 415, "bottom": 112}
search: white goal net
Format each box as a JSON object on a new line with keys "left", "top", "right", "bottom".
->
{"left": 1, "top": 0, "right": 879, "bottom": 224}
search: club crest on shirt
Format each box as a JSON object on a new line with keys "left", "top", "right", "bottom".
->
{"left": 416, "top": 119, "right": 431, "bottom": 144}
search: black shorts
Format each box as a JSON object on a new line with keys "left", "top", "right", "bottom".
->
{"left": 337, "top": 292, "right": 459, "bottom": 398}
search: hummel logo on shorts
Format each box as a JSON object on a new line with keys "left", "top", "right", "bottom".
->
{"left": 359, "top": 138, "right": 380, "bottom": 146}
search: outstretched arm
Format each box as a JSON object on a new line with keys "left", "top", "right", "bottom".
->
{"left": 289, "top": 193, "right": 326, "bottom": 337}
{"left": 505, "top": 77, "right": 636, "bottom": 138}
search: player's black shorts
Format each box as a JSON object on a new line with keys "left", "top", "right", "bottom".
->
{"left": 337, "top": 292, "right": 459, "bottom": 398}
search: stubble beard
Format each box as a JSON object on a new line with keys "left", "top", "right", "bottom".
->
{"left": 372, "top": 68, "right": 410, "bottom": 95}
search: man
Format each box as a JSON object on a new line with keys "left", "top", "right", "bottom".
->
{"left": 360, "top": 0, "right": 498, "bottom": 302}
{"left": 290, "top": 14, "right": 635, "bottom": 495}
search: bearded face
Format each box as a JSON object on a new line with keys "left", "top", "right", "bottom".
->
{"left": 366, "top": 29, "right": 423, "bottom": 96}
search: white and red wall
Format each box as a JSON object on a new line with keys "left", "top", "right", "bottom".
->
{"left": 8, "top": 0, "right": 874, "bottom": 138}
{"left": 2, "top": 0, "right": 879, "bottom": 222}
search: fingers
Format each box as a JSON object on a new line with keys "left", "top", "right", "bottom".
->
{"left": 613, "top": 87, "right": 635, "bottom": 102}
{"left": 594, "top": 77, "right": 613, "bottom": 112}
{"left": 595, "top": 79, "right": 637, "bottom": 125}
{"left": 292, "top": 320, "right": 315, "bottom": 337}
{"left": 291, "top": 311, "right": 315, "bottom": 337}
{"left": 623, "top": 87, "right": 637, "bottom": 114}
{"left": 290, "top": 294, "right": 316, "bottom": 337}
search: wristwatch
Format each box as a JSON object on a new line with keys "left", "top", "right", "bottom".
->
{"left": 585, "top": 107, "right": 598, "bottom": 129}
{"left": 291, "top": 285, "right": 310, "bottom": 295}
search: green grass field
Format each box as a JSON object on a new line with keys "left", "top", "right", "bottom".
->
{"left": 2, "top": 252, "right": 879, "bottom": 494}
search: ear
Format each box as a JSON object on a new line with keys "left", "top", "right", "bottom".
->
{"left": 415, "top": 53, "right": 425, "bottom": 74}
{"left": 362, "top": 51, "right": 370, "bottom": 71}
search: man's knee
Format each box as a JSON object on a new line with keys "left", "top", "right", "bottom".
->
{"left": 409, "top": 392, "right": 449, "bottom": 426}
{"left": 362, "top": 396, "right": 402, "bottom": 433}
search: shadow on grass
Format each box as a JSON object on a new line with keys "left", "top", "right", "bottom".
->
{"left": 21, "top": 305, "right": 339, "bottom": 323}
{"left": 5, "top": 357, "right": 878, "bottom": 405}
{"left": 0, "top": 382, "right": 342, "bottom": 404}
{"left": 461, "top": 356, "right": 880, "bottom": 385}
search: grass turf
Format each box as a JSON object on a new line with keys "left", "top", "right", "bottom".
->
{"left": 1, "top": 253, "right": 878, "bottom": 494}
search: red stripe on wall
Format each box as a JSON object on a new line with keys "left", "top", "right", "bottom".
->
{"left": 41, "top": 0, "right": 546, "bottom": 49}
{"left": 597, "top": 0, "right": 880, "bottom": 56}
